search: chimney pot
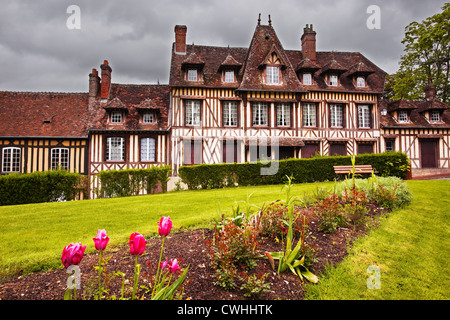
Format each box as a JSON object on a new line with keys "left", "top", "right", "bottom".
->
{"left": 174, "top": 25, "right": 187, "bottom": 55}
{"left": 100, "top": 60, "right": 112, "bottom": 100}
{"left": 301, "top": 24, "right": 317, "bottom": 62}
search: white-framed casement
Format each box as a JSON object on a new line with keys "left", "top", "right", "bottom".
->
{"left": 140, "top": 137, "right": 156, "bottom": 162}
{"left": 302, "top": 73, "right": 312, "bottom": 85}
{"left": 185, "top": 100, "right": 202, "bottom": 126}
{"left": 356, "top": 76, "right": 366, "bottom": 87}
{"left": 142, "top": 112, "right": 155, "bottom": 124}
{"left": 51, "top": 148, "right": 69, "bottom": 170}
{"left": 2, "top": 147, "right": 21, "bottom": 173}
{"left": 110, "top": 111, "right": 123, "bottom": 123}
{"left": 358, "top": 105, "right": 371, "bottom": 128}
{"left": 187, "top": 68, "right": 198, "bottom": 82}
{"left": 266, "top": 66, "right": 280, "bottom": 84}
{"left": 106, "top": 137, "right": 125, "bottom": 161}
{"left": 330, "top": 104, "right": 344, "bottom": 127}
{"left": 398, "top": 110, "right": 408, "bottom": 123}
{"left": 276, "top": 103, "right": 290, "bottom": 127}
{"left": 224, "top": 70, "right": 235, "bottom": 83}
{"left": 252, "top": 102, "right": 268, "bottom": 126}
{"left": 329, "top": 74, "right": 338, "bottom": 86}
{"left": 430, "top": 110, "right": 440, "bottom": 122}
{"left": 302, "top": 103, "right": 317, "bottom": 127}
{"left": 223, "top": 101, "right": 238, "bottom": 127}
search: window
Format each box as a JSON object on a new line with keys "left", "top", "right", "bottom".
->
{"left": 106, "top": 137, "right": 125, "bottom": 161}
{"left": 142, "top": 112, "right": 155, "bottom": 124}
{"left": 430, "top": 110, "right": 440, "bottom": 122}
{"left": 385, "top": 139, "right": 394, "bottom": 152}
{"left": 2, "top": 147, "right": 20, "bottom": 172}
{"left": 187, "top": 69, "right": 198, "bottom": 81}
{"left": 358, "top": 105, "right": 371, "bottom": 128}
{"left": 277, "top": 103, "right": 290, "bottom": 127}
{"left": 51, "top": 148, "right": 69, "bottom": 170}
{"left": 330, "top": 104, "right": 344, "bottom": 127}
{"left": 398, "top": 110, "right": 408, "bottom": 123}
{"left": 252, "top": 102, "right": 268, "bottom": 126}
{"left": 141, "top": 138, "right": 156, "bottom": 162}
{"left": 223, "top": 101, "right": 238, "bottom": 127}
{"left": 303, "top": 73, "right": 312, "bottom": 85}
{"left": 110, "top": 111, "right": 123, "bottom": 123}
{"left": 185, "top": 100, "right": 201, "bottom": 126}
{"left": 224, "top": 70, "right": 235, "bottom": 83}
{"left": 266, "top": 66, "right": 280, "bottom": 84}
{"left": 356, "top": 76, "right": 366, "bottom": 87}
{"left": 329, "top": 74, "right": 338, "bottom": 86}
{"left": 303, "top": 103, "right": 316, "bottom": 127}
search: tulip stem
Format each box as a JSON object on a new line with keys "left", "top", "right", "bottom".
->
{"left": 132, "top": 255, "right": 140, "bottom": 300}
{"left": 152, "top": 236, "right": 166, "bottom": 298}
{"left": 97, "top": 250, "right": 102, "bottom": 300}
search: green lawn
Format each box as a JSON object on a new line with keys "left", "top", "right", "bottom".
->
{"left": 0, "top": 181, "right": 331, "bottom": 279}
{"left": 0, "top": 180, "right": 449, "bottom": 300}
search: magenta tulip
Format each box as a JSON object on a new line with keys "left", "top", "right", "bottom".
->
{"left": 160, "top": 258, "right": 168, "bottom": 269}
{"left": 93, "top": 229, "right": 110, "bottom": 251}
{"left": 129, "top": 232, "right": 147, "bottom": 256}
{"left": 61, "top": 242, "right": 87, "bottom": 268}
{"left": 168, "top": 259, "right": 179, "bottom": 274}
{"left": 158, "top": 216, "right": 172, "bottom": 237}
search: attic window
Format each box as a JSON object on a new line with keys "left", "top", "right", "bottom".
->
{"left": 398, "top": 110, "right": 408, "bottom": 123}
{"left": 110, "top": 111, "right": 123, "bottom": 123}
{"left": 430, "top": 110, "right": 440, "bottom": 122}
{"left": 224, "top": 70, "right": 235, "bottom": 83}
{"left": 302, "top": 73, "right": 312, "bottom": 85}
{"left": 329, "top": 74, "right": 338, "bottom": 86}
{"left": 266, "top": 66, "right": 280, "bottom": 84}
{"left": 356, "top": 76, "right": 366, "bottom": 87}
{"left": 187, "top": 69, "right": 198, "bottom": 81}
{"left": 143, "top": 112, "right": 155, "bottom": 124}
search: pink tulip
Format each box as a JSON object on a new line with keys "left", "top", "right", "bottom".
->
{"left": 61, "top": 242, "right": 87, "bottom": 269}
{"left": 93, "top": 229, "right": 110, "bottom": 251}
{"left": 158, "top": 216, "right": 172, "bottom": 237}
{"left": 160, "top": 258, "right": 168, "bottom": 269}
{"left": 168, "top": 259, "right": 179, "bottom": 274}
{"left": 129, "top": 232, "right": 147, "bottom": 256}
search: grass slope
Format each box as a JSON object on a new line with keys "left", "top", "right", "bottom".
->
{"left": 304, "top": 180, "right": 450, "bottom": 300}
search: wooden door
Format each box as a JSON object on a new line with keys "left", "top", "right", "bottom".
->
{"left": 357, "top": 143, "right": 374, "bottom": 154}
{"left": 421, "top": 140, "right": 438, "bottom": 168}
{"left": 302, "top": 143, "right": 320, "bottom": 158}
{"left": 329, "top": 143, "right": 346, "bottom": 156}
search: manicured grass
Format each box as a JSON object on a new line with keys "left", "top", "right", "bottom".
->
{"left": 0, "top": 181, "right": 332, "bottom": 280}
{"left": 304, "top": 180, "right": 450, "bottom": 300}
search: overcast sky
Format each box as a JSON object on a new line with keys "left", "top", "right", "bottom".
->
{"left": 0, "top": 0, "right": 446, "bottom": 92}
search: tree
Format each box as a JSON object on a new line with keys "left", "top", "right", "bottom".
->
{"left": 387, "top": 3, "right": 449, "bottom": 103}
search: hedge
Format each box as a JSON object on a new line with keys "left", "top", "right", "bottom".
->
{"left": 0, "top": 170, "right": 83, "bottom": 206}
{"left": 97, "top": 165, "right": 172, "bottom": 198}
{"left": 178, "top": 152, "right": 410, "bottom": 190}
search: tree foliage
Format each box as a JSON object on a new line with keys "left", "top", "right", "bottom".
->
{"left": 386, "top": 3, "right": 449, "bottom": 103}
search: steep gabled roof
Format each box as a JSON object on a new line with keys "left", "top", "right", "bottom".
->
{"left": 237, "top": 23, "right": 304, "bottom": 93}
{"left": 0, "top": 91, "right": 89, "bottom": 138}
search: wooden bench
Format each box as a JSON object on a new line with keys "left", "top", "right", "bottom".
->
{"left": 333, "top": 165, "right": 376, "bottom": 175}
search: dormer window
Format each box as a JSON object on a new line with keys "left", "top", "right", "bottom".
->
{"left": 110, "top": 111, "right": 123, "bottom": 123}
{"left": 187, "top": 68, "right": 198, "bottom": 81}
{"left": 302, "top": 73, "right": 312, "bottom": 85}
{"left": 224, "top": 70, "right": 235, "bottom": 83}
{"left": 142, "top": 112, "right": 155, "bottom": 124}
{"left": 356, "top": 76, "right": 366, "bottom": 87}
{"left": 329, "top": 74, "right": 338, "bottom": 86}
{"left": 398, "top": 110, "right": 408, "bottom": 123}
{"left": 266, "top": 66, "right": 280, "bottom": 84}
{"left": 430, "top": 110, "right": 440, "bottom": 122}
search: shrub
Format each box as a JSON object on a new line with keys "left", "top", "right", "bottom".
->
{"left": 178, "top": 152, "right": 410, "bottom": 190}
{"left": 314, "top": 193, "right": 346, "bottom": 234}
{"left": 0, "top": 170, "right": 82, "bottom": 206}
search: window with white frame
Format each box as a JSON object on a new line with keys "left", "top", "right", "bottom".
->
{"left": 224, "top": 70, "right": 235, "bottom": 83}
{"left": 303, "top": 103, "right": 316, "bottom": 127}
{"left": 329, "top": 74, "right": 338, "bottom": 86}
{"left": 303, "top": 73, "right": 312, "bottom": 85}
{"left": 187, "top": 69, "right": 198, "bottom": 81}
{"left": 106, "top": 137, "right": 125, "bottom": 161}
{"left": 143, "top": 112, "right": 155, "bottom": 124}
{"left": 141, "top": 138, "right": 156, "bottom": 162}
{"left": 330, "top": 104, "right": 344, "bottom": 127}
{"left": 2, "top": 147, "right": 20, "bottom": 172}
{"left": 398, "top": 110, "right": 408, "bottom": 123}
{"left": 356, "top": 76, "right": 366, "bottom": 87}
{"left": 266, "top": 66, "right": 280, "bottom": 84}
{"left": 110, "top": 111, "right": 123, "bottom": 123}
{"left": 185, "top": 100, "right": 201, "bottom": 126}
{"left": 51, "top": 148, "right": 69, "bottom": 170}
{"left": 277, "top": 103, "right": 290, "bottom": 127}
{"left": 358, "top": 105, "right": 371, "bottom": 128}
{"left": 430, "top": 110, "right": 440, "bottom": 122}
{"left": 223, "top": 101, "right": 238, "bottom": 127}
{"left": 252, "top": 102, "right": 268, "bottom": 126}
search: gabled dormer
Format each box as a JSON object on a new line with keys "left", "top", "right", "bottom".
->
{"left": 181, "top": 52, "right": 205, "bottom": 82}
{"left": 259, "top": 48, "right": 286, "bottom": 85}
{"left": 320, "top": 58, "right": 347, "bottom": 87}
{"left": 387, "top": 99, "right": 417, "bottom": 124}
{"left": 103, "top": 97, "right": 127, "bottom": 124}
{"left": 296, "top": 57, "right": 320, "bottom": 85}
{"left": 218, "top": 54, "right": 242, "bottom": 84}
{"left": 347, "top": 61, "right": 374, "bottom": 89}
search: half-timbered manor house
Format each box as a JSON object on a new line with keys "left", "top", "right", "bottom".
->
{"left": 1, "top": 16, "right": 449, "bottom": 197}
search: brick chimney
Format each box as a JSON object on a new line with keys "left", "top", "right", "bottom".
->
{"left": 100, "top": 60, "right": 112, "bottom": 100}
{"left": 424, "top": 78, "right": 436, "bottom": 101}
{"left": 301, "top": 24, "right": 317, "bottom": 62}
{"left": 88, "top": 68, "right": 100, "bottom": 105}
{"left": 174, "top": 25, "right": 187, "bottom": 55}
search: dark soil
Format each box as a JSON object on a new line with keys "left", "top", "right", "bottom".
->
{"left": 0, "top": 205, "right": 389, "bottom": 300}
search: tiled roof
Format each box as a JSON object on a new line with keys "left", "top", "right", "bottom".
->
{"left": 88, "top": 84, "right": 170, "bottom": 132}
{"left": 0, "top": 91, "right": 89, "bottom": 137}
